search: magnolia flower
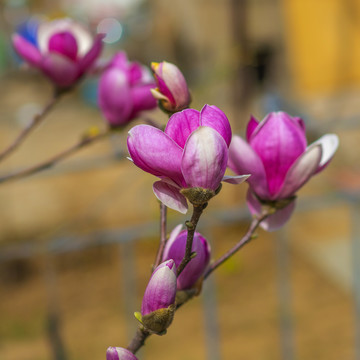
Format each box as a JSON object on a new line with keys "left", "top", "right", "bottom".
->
{"left": 127, "top": 105, "right": 249, "bottom": 213}
{"left": 228, "top": 111, "right": 339, "bottom": 231}
{"left": 12, "top": 18, "right": 103, "bottom": 89}
{"left": 106, "top": 347, "right": 138, "bottom": 360}
{"left": 162, "top": 224, "right": 211, "bottom": 290}
{"left": 136, "top": 259, "right": 177, "bottom": 334}
{"left": 98, "top": 52, "right": 157, "bottom": 127}
{"left": 150, "top": 61, "right": 191, "bottom": 113}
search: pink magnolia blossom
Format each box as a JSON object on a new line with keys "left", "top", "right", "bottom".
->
{"left": 12, "top": 18, "right": 103, "bottom": 89}
{"left": 127, "top": 105, "right": 249, "bottom": 213}
{"left": 162, "top": 224, "right": 211, "bottom": 290}
{"left": 98, "top": 52, "right": 157, "bottom": 127}
{"left": 150, "top": 61, "right": 191, "bottom": 113}
{"left": 228, "top": 111, "right": 339, "bottom": 231}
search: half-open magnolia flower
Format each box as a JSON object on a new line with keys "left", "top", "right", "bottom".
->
{"left": 98, "top": 52, "right": 157, "bottom": 127}
{"left": 12, "top": 18, "right": 103, "bottom": 89}
{"left": 127, "top": 105, "right": 249, "bottom": 213}
{"left": 228, "top": 111, "right": 339, "bottom": 231}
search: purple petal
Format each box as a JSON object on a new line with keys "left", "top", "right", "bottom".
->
{"left": 40, "top": 53, "right": 79, "bottom": 88}
{"left": 164, "top": 109, "right": 200, "bottom": 148}
{"left": 247, "top": 190, "right": 296, "bottom": 231}
{"left": 163, "top": 229, "right": 211, "bottom": 290}
{"left": 311, "top": 134, "right": 339, "bottom": 174}
{"left": 276, "top": 144, "right": 322, "bottom": 199}
{"left": 246, "top": 115, "right": 259, "bottom": 142}
{"left": 152, "top": 62, "right": 176, "bottom": 105}
{"left": 127, "top": 125, "right": 186, "bottom": 187}
{"left": 130, "top": 84, "right": 158, "bottom": 115}
{"left": 182, "top": 126, "right": 228, "bottom": 190}
{"left": 222, "top": 174, "right": 250, "bottom": 184}
{"left": 141, "top": 259, "right": 177, "bottom": 315}
{"left": 228, "top": 135, "right": 269, "bottom": 199}
{"left": 294, "top": 116, "right": 306, "bottom": 132}
{"left": 98, "top": 67, "right": 132, "bottom": 126}
{"left": 79, "top": 34, "right": 104, "bottom": 73}
{"left": 106, "top": 347, "right": 138, "bottom": 360}
{"left": 48, "top": 31, "right": 78, "bottom": 60}
{"left": 12, "top": 34, "right": 42, "bottom": 67}
{"left": 250, "top": 112, "right": 308, "bottom": 196}
{"left": 153, "top": 181, "right": 188, "bottom": 214}
{"left": 200, "top": 105, "right": 232, "bottom": 147}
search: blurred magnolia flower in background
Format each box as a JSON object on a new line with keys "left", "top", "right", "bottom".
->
{"left": 98, "top": 52, "right": 157, "bottom": 127}
{"left": 12, "top": 18, "right": 104, "bottom": 89}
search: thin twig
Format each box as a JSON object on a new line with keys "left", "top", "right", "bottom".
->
{"left": 0, "top": 130, "right": 112, "bottom": 184}
{"left": 0, "top": 89, "right": 65, "bottom": 163}
{"left": 204, "top": 212, "right": 269, "bottom": 279}
{"left": 153, "top": 203, "right": 168, "bottom": 269}
{"left": 127, "top": 327, "right": 150, "bottom": 354}
{"left": 177, "top": 204, "right": 205, "bottom": 276}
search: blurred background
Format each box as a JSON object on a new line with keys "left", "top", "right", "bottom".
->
{"left": 0, "top": 0, "right": 359, "bottom": 359}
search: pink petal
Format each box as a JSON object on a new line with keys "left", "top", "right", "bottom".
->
{"left": 276, "top": 144, "right": 322, "bottom": 199}
{"left": 130, "top": 84, "right": 157, "bottom": 116}
{"left": 127, "top": 125, "right": 186, "bottom": 187}
{"left": 12, "top": 34, "right": 42, "bottom": 67}
{"left": 222, "top": 174, "right": 250, "bottom": 184}
{"left": 98, "top": 67, "right": 132, "bottom": 126}
{"left": 48, "top": 31, "right": 78, "bottom": 60}
{"left": 228, "top": 135, "right": 269, "bottom": 199}
{"left": 311, "top": 134, "right": 339, "bottom": 174}
{"left": 247, "top": 190, "right": 296, "bottom": 231}
{"left": 250, "top": 112, "right": 307, "bottom": 196}
{"left": 181, "top": 126, "right": 228, "bottom": 191}
{"left": 246, "top": 115, "right": 259, "bottom": 142}
{"left": 200, "top": 105, "right": 232, "bottom": 147}
{"left": 40, "top": 53, "right": 79, "bottom": 88}
{"left": 164, "top": 109, "right": 200, "bottom": 148}
{"left": 153, "top": 181, "right": 188, "bottom": 214}
{"left": 79, "top": 34, "right": 104, "bottom": 73}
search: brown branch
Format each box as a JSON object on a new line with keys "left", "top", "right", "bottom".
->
{"left": 177, "top": 204, "right": 205, "bottom": 276}
{"left": 153, "top": 203, "right": 168, "bottom": 270}
{"left": 0, "top": 130, "right": 112, "bottom": 184}
{"left": 127, "top": 327, "right": 150, "bottom": 354}
{"left": 0, "top": 89, "right": 66, "bottom": 163}
{"left": 204, "top": 212, "right": 269, "bottom": 279}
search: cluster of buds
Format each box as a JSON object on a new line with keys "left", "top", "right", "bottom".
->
{"left": 11, "top": 16, "right": 340, "bottom": 359}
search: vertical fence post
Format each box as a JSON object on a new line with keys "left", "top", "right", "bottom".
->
{"left": 275, "top": 227, "right": 296, "bottom": 360}
{"left": 351, "top": 200, "right": 360, "bottom": 360}
{"left": 43, "top": 253, "right": 67, "bottom": 360}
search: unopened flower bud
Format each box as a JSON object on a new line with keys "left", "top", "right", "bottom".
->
{"left": 136, "top": 259, "right": 177, "bottom": 334}
{"left": 163, "top": 225, "right": 211, "bottom": 291}
{"left": 106, "top": 347, "right": 138, "bottom": 360}
{"left": 150, "top": 61, "right": 191, "bottom": 113}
